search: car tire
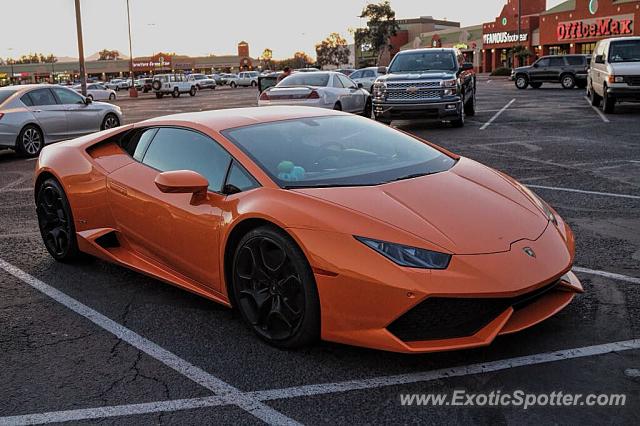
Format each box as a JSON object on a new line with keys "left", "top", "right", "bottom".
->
{"left": 333, "top": 102, "right": 342, "bottom": 111}
{"left": 515, "top": 75, "right": 529, "bottom": 89}
{"left": 115, "top": 87, "right": 120, "bottom": 92}
{"left": 16, "top": 124, "right": 44, "bottom": 157}
{"left": 151, "top": 80, "right": 162, "bottom": 91}
{"left": 602, "top": 86, "right": 615, "bottom": 113}
{"left": 156, "top": 92, "right": 164, "bottom": 99}
{"left": 230, "top": 82, "right": 237, "bottom": 88}
{"left": 561, "top": 74, "right": 576, "bottom": 89}
{"left": 189, "top": 87, "right": 197, "bottom": 96}
{"left": 109, "top": 93, "right": 116, "bottom": 101}
{"left": 251, "top": 81, "right": 257, "bottom": 87}
{"left": 451, "top": 106, "right": 465, "bottom": 128}
{"left": 231, "top": 225, "right": 320, "bottom": 349}
{"left": 463, "top": 90, "right": 476, "bottom": 116}
{"left": 529, "top": 82, "right": 543, "bottom": 89}
{"left": 36, "top": 178, "right": 81, "bottom": 263}
{"left": 172, "top": 88, "right": 180, "bottom": 98}
{"left": 101, "top": 113, "right": 120, "bottom": 130}
{"left": 361, "top": 98, "right": 372, "bottom": 118}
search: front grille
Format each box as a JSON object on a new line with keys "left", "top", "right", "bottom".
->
{"left": 387, "top": 81, "right": 441, "bottom": 89}
{"left": 387, "top": 281, "right": 559, "bottom": 342}
{"left": 625, "top": 76, "right": 640, "bottom": 86}
{"left": 386, "top": 88, "right": 442, "bottom": 101}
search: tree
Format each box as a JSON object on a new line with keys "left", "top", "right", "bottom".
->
{"left": 357, "top": 1, "right": 399, "bottom": 64}
{"left": 315, "top": 33, "right": 350, "bottom": 68}
{"left": 13, "top": 53, "right": 57, "bottom": 64}
{"left": 261, "top": 48, "right": 273, "bottom": 69}
{"left": 98, "top": 49, "right": 120, "bottom": 61}
{"left": 512, "top": 45, "right": 532, "bottom": 65}
{"left": 277, "top": 51, "right": 314, "bottom": 70}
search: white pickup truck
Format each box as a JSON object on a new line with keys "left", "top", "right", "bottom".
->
{"left": 152, "top": 74, "right": 197, "bottom": 98}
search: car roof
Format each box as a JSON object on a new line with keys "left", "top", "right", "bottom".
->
{"left": 398, "top": 48, "right": 456, "bottom": 54}
{"left": 138, "top": 106, "right": 345, "bottom": 132}
{"left": 604, "top": 36, "right": 640, "bottom": 43}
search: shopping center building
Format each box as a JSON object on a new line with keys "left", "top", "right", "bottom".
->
{"left": 481, "top": 0, "right": 640, "bottom": 72}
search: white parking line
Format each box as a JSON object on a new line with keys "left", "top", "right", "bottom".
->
{"left": 527, "top": 184, "right": 640, "bottom": 200}
{"left": 574, "top": 266, "right": 640, "bottom": 284}
{"left": 2, "top": 338, "right": 638, "bottom": 425}
{"left": 480, "top": 98, "right": 515, "bottom": 130}
{"left": 0, "top": 258, "right": 299, "bottom": 426}
{"left": 584, "top": 96, "right": 610, "bottom": 123}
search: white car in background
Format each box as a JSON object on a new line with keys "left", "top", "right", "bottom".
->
{"left": 187, "top": 73, "right": 217, "bottom": 90}
{"left": 152, "top": 73, "right": 197, "bottom": 98}
{"left": 73, "top": 83, "right": 117, "bottom": 101}
{"left": 230, "top": 71, "right": 259, "bottom": 88}
{"left": 105, "top": 79, "right": 130, "bottom": 91}
{"left": 258, "top": 71, "right": 372, "bottom": 116}
{"left": 348, "top": 67, "right": 380, "bottom": 92}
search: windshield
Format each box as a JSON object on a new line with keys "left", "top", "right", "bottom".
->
{"left": 609, "top": 40, "right": 640, "bottom": 62}
{"left": 0, "top": 89, "right": 18, "bottom": 106}
{"left": 278, "top": 74, "right": 330, "bottom": 87}
{"left": 222, "top": 115, "right": 455, "bottom": 188}
{"left": 192, "top": 75, "right": 205, "bottom": 80}
{"left": 389, "top": 51, "right": 457, "bottom": 73}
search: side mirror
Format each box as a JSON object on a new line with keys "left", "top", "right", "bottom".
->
{"left": 595, "top": 55, "right": 605, "bottom": 64}
{"left": 154, "top": 170, "right": 209, "bottom": 204}
{"left": 377, "top": 66, "right": 387, "bottom": 75}
{"left": 461, "top": 62, "right": 474, "bottom": 71}
{"left": 84, "top": 96, "right": 92, "bottom": 105}
{"left": 357, "top": 82, "right": 364, "bottom": 89}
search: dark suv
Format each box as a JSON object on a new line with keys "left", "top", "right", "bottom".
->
{"left": 372, "top": 48, "right": 476, "bottom": 127}
{"left": 511, "top": 55, "right": 590, "bottom": 89}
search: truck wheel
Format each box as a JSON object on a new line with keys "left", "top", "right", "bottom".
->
{"left": 515, "top": 75, "right": 529, "bottom": 89}
{"left": 189, "top": 87, "right": 197, "bottom": 96}
{"left": 251, "top": 81, "right": 257, "bottom": 87}
{"left": 230, "top": 82, "right": 237, "bottom": 88}
{"left": 589, "top": 84, "right": 602, "bottom": 106}
{"left": 602, "top": 87, "right": 615, "bottom": 113}
{"left": 561, "top": 74, "right": 576, "bottom": 89}
{"left": 450, "top": 107, "right": 464, "bottom": 128}
{"left": 463, "top": 91, "right": 476, "bottom": 116}
{"left": 172, "top": 88, "right": 180, "bottom": 98}
{"left": 529, "top": 82, "right": 543, "bottom": 89}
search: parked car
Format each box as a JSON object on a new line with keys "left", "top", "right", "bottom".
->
{"left": 588, "top": 36, "right": 640, "bottom": 113}
{"left": 258, "top": 71, "right": 371, "bottom": 116}
{"left": 336, "top": 68, "right": 356, "bottom": 76}
{"left": 0, "top": 84, "right": 122, "bottom": 157}
{"left": 152, "top": 74, "right": 197, "bottom": 98}
{"left": 137, "top": 78, "right": 153, "bottom": 93}
{"left": 208, "top": 73, "right": 225, "bottom": 85}
{"left": 511, "top": 54, "right": 590, "bottom": 89}
{"left": 230, "top": 71, "right": 260, "bottom": 88}
{"left": 187, "top": 73, "right": 216, "bottom": 90}
{"left": 220, "top": 73, "right": 237, "bottom": 85}
{"left": 348, "top": 67, "right": 380, "bottom": 92}
{"left": 294, "top": 68, "right": 320, "bottom": 72}
{"left": 73, "top": 83, "right": 117, "bottom": 101}
{"left": 372, "top": 48, "right": 476, "bottom": 127}
{"left": 257, "top": 72, "right": 283, "bottom": 93}
{"left": 105, "top": 79, "right": 131, "bottom": 91}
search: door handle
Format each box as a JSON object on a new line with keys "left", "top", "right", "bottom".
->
{"left": 109, "top": 181, "right": 128, "bottom": 196}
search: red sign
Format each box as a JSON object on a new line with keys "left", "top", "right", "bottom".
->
{"left": 557, "top": 16, "right": 633, "bottom": 40}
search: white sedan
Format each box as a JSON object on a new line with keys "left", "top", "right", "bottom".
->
{"left": 258, "top": 71, "right": 371, "bottom": 116}
{"left": 73, "top": 84, "right": 117, "bottom": 101}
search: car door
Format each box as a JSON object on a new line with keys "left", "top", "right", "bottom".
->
{"left": 22, "top": 88, "right": 68, "bottom": 141}
{"left": 338, "top": 74, "right": 363, "bottom": 113}
{"left": 529, "top": 58, "right": 549, "bottom": 82}
{"left": 51, "top": 87, "right": 101, "bottom": 136}
{"left": 107, "top": 127, "right": 231, "bottom": 290}
{"left": 361, "top": 69, "right": 377, "bottom": 92}
{"left": 547, "top": 56, "right": 567, "bottom": 82}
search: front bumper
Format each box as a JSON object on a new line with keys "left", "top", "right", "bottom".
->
{"left": 607, "top": 85, "right": 640, "bottom": 101}
{"left": 373, "top": 98, "right": 462, "bottom": 121}
{"left": 289, "top": 220, "right": 581, "bottom": 353}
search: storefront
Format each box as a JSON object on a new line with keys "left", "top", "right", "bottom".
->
{"left": 482, "top": 0, "right": 640, "bottom": 73}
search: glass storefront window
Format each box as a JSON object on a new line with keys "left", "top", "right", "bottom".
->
{"left": 579, "top": 42, "right": 596, "bottom": 55}
{"left": 548, "top": 45, "right": 569, "bottom": 55}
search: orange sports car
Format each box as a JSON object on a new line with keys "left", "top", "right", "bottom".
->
{"left": 34, "top": 106, "right": 582, "bottom": 353}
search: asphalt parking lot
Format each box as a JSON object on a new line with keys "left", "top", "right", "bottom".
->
{"left": 1, "top": 78, "right": 639, "bottom": 425}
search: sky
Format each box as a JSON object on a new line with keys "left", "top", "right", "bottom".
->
{"left": 1, "top": 0, "right": 566, "bottom": 60}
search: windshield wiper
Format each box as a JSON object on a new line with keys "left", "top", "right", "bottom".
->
{"left": 386, "top": 172, "right": 435, "bottom": 183}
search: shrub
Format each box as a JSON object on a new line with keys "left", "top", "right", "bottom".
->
{"left": 490, "top": 67, "right": 512, "bottom": 76}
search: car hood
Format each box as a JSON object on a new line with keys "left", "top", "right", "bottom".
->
{"left": 514, "top": 66, "right": 532, "bottom": 73}
{"left": 608, "top": 62, "right": 640, "bottom": 75}
{"left": 378, "top": 71, "right": 456, "bottom": 82}
{"left": 292, "top": 158, "right": 548, "bottom": 255}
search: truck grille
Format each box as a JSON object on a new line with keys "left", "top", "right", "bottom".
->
{"left": 625, "top": 76, "right": 640, "bottom": 86}
{"left": 385, "top": 80, "right": 443, "bottom": 101}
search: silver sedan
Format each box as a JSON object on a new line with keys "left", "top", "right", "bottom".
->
{"left": 0, "top": 84, "right": 123, "bottom": 157}
{"left": 258, "top": 71, "right": 372, "bottom": 116}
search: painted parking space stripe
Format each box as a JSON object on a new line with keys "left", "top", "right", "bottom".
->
{"left": 527, "top": 184, "right": 640, "bottom": 200}
{"left": 584, "top": 96, "right": 610, "bottom": 123}
{"left": 480, "top": 98, "right": 515, "bottom": 130}
{"left": 0, "top": 258, "right": 300, "bottom": 426}
{"left": 574, "top": 266, "right": 640, "bottom": 285}
{"left": 2, "top": 339, "right": 638, "bottom": 425}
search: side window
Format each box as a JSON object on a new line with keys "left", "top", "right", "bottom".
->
{"left": 28, "top": 89, "right": 58, "bottom": 106}
{"left": 549, "top": 57, "right": 566, "bottom": 67}
{"left": 225, "top": 162, "right": 259, "bottom": 192}
{"left": 338, "top": 74, "right": 355, "bottom": 88}
{"left": 536, "top": 58, "right": 550, "bottom": 67}
{"left": 21, "top": 94, "right": 34, "bottom": 107}
{"left": 121, "top": 128, "right": 158, "bottom": 160}
{"left": 142, "top": 128, "right": 232, "bottom": 192}
{"left": 566, "top": 56, "right": 583, "bottom": 66}
{"left": 350, "top": 70, "right": 362, "bottom": 79}
{"left": 52, "top": 87, "right": 85, "bottom": 104}
{"left": 332, "top": 75, "right": 343, "bottom": 88}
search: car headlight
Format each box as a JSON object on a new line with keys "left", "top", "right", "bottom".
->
{"left": 355, "top": 236, "right": 451, "bottom": 269}
{"left": 441, "top": 79, "right": 457, "bottom": 88}
{"left": 514, "top": 182, "right": 558, "bottom": 226}
{"left": 608, "top": 75, "right": 625, "bottom": 83}
{"left": 373, "top": 82, "right": 386, "bottom": 97}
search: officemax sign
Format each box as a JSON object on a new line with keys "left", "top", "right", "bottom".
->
{"left": 557, "top": 15, "right": 633, "bottom": 40}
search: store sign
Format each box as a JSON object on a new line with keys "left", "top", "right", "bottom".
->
{"left": 483, "top": 31, "right": 528, "bottom": 45}
{"left": 133, "top": 56, "right": 170, "bottom": 69}
{"left": 557, "top": 15, "right": 633, "bottom": 40}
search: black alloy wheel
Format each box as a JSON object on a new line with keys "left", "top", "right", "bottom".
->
{"left": 36, "top": 179, "right": 80, "bottom": 262}
{"left": 232, "top": 226, "right": 319, "bottom": 348}
{"left": 16, "top": 125, "right": 43, "bottom": 157}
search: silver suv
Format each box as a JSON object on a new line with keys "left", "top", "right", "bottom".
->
{"left": 588, "top": 36, "right": 640, "bottom": 113}
{"left": 152, "top": 74, "right": 197, "bottom": 98}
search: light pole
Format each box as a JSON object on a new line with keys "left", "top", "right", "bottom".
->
{"left": 74, "top": 0, "right": 87, "bottom": 95}
{"left": 126, "top": 0, "right": 137, "bottom": 97}
{"left": 7, "top": 48, "right": 15, "bottom": 85}
{"left": 516, "top": 0, "right": 522, "bottom": 67}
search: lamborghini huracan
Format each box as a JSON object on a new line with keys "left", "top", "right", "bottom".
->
{"left": 34, "top": 106, "right": 582, "bottom": 353}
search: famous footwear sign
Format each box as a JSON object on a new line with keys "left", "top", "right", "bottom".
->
{"left": 483, "top": 31, "right": 529, "bottom": 45}
{"left": 557, "top": 15, "right": 634, "bottom": 40}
